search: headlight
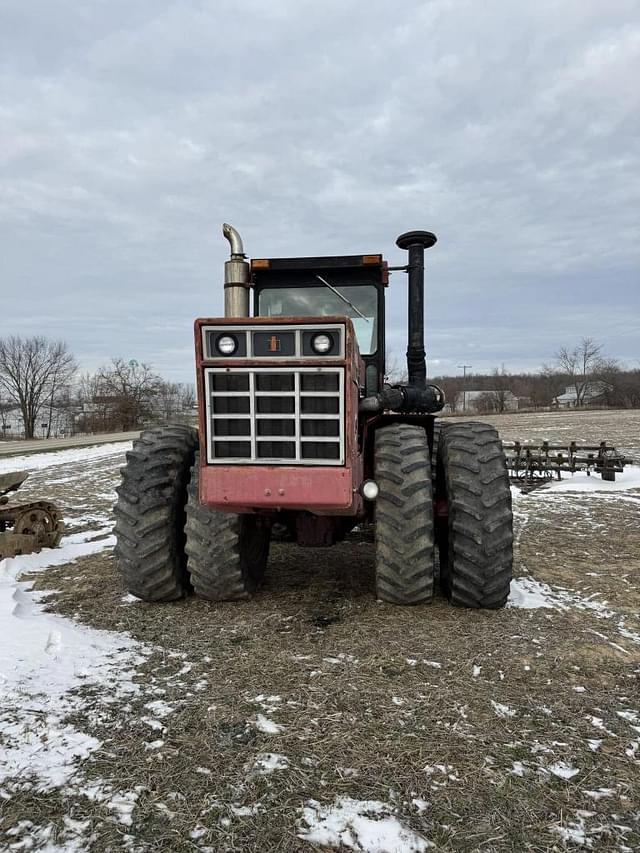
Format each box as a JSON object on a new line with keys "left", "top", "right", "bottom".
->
{"left": 216, "top": 335, "right": 238, "bottom": 356}
{"left": 311, "top": 333, "right": 332, "bottom": 354}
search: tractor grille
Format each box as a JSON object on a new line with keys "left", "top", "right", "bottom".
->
{"left": 205, "top": 368, "right": 344, "bottom": 465}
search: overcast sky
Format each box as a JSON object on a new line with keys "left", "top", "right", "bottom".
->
{"left": 1, "top": 0, "right": 638, "bottom": 384}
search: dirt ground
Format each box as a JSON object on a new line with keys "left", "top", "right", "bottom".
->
{"left": 2, "top": 410, "right": 639, "bottom": 852}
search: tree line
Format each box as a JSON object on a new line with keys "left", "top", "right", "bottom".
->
{"left": 0, "top": 336, "right": 194, "bottom": 439}
{"left": 432, "top": 338, "right": 640, "bottom": 412}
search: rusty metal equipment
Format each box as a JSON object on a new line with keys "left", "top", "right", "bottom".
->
{"left": 0, "top": 471, "right": 64, "bottom": 559}
{"left": 504, "top": 441, "right": 628, "bottom": 491}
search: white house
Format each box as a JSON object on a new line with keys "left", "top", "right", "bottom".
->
{"left": 0, "top": 404, "right": 25, "bottom": 439}
{"left": 555, "top": 382, "right": 609, "bottom": 408}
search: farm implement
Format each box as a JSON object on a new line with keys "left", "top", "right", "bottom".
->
{"left": 0, "top": 471, "right": 64, "bottom": 559}
{"left": 505, "top": 441, "right": 629, "bottom": 491}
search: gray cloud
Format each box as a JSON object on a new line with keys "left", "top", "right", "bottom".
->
{"left": 1, "top": 0, "right": 638, "bottom": 382}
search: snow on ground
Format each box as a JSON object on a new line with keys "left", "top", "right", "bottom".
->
{"left": 0, "top": 529, "right": 148, "bottom": 793}
{"left": 538, "top": 464, "right": 640, "bottom": 494}
{"left": 0, "top": 442, "right": 132, "bottom": 475}
{"left": 298, "top": 797, "right": 433, "bottom": 852}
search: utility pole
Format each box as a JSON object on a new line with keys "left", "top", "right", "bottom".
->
{"left": 457, "top": 364, "right": 472, "bottom": 412}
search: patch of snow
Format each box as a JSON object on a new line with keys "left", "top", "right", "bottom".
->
{"left": 511, "top": 761, "right": 526, "bottom": 777}
{"left": 107, "top": 790, "right": 139, "bottom": 826}
{"left": 491, "top": 700, "right": 516, "bottom": 719}
{"left": 587, "top": 716, "right": 616, "bottom": 737}
{"left": 190, "top": 825, "right": 208, "bottom": 839}
{"left": 0, "top": 531, "right": 147, "bottom": 792}
{"left": 1, "top": 532, "right": 115, "bottom": 584}
{"left": 539, "top": 465, "right": 640, "bottom": 494}
{"left": 141, "top": 717, "right": 165, "bottom": 731}
{"left": 552, "top": 821, "right": 587, "bottom": 846}
{"left": 422, "top": 660, "right": 442, "bottom": 669}
{"left": 0, "top": 441, "right": 131, "bottom": 475}
{"left": 507, "top": 577, "right": 556, "bottom": 609}
{"left": 548, "top": 761, "right": 580, "bottom": 779}
{"left": 250, "top": 752, "right": 289, "bottom": 774}
{"left": 121, "top": 593, "right": 141, "bottom": 604}
{"left": 508, "top": 576, "right": 616, "bottom": 619}
{"left": 584, "top": 787, "right": 616, "bottom": 800}
{"left": 254, "top": 714, "right": 283, "bottom": 734}
{"left": 230, "top": 804, "right": 261, "bottom": 816}
{"left": 472, "top": 665, "right": 481, "bottom": 678}
{"left": 617, "top": 709, "right": 639, "bottom": 724}
{"left": 144, "top": 700, "right": 174, "bottom": 718}
{"left": 298, "top": 797, "right": 433, "bottom": 851}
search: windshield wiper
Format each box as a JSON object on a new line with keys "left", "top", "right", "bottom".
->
{"left": 315, "top": 275, "right": 370, "bottom": 321}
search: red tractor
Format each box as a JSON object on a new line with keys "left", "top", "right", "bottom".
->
{"left": 114, "top": 226, "right": 512, "bottom": 607}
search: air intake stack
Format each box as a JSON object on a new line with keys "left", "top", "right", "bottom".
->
{"left": 395, "top": 230, "right": 437, "bottom": 389}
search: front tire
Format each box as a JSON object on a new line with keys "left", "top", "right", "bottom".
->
{"left": 114, "top": 425, "right": 198, "bottom": 602}
{"left": 435, "top": 421, "right": 513, "bottom": 608}
{"left": 374, "top": 423, "right": 435, "bottom": 605}
{"left": 185, "top": 456, "right": 270, "bottom": 601}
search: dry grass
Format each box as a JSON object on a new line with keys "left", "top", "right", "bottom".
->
{"left": 1, "top": 410, "right": 640, "bottom": 851}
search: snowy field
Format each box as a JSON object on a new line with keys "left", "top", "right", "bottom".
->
{"left": 1, "top": 411, "right": 639, "bottom": 852}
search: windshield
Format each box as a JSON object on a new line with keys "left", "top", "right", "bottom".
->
{"left": 258, "top": 284, "right": 378, "bottom": 355}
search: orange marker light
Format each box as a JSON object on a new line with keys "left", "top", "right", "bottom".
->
{"left": 252, "top": 259, "right": 270, "bottom": 269}
{"left": 362, "top": 255, "right": 381, "bottom": 265}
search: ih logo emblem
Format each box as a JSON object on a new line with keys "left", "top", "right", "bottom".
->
{"left": 268, "top": 335, "right": 281, "bottom": 352}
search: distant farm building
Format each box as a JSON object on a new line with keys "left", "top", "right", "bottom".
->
{"left": 555, "top": 382, "right": 610, "bottom": 408}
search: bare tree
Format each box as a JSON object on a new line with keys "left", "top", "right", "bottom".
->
{"left": 94, "top": 358, "right": 161, "bottom": 431}
{"left": 528, "top": 367, "right": 566, "bottom": 409}
{"left": 555, "top": 337, "right": 606, "bottom": 406}
{"left": 475, "top": 392, "right": 497, "bottom": 414}
{"left": 487, "top": 367, "right": 512, "bottom": 413}
{"left": 384, "top": 352, "right": 407, "bottom": 384}
{"left": 432, "top": 375, "right": 464, "bottom": 411}
{"left": 0, "top": 336, "right": 77, "bottom": 439}
{"left": 154, "top": 381, "right": 196, "bottom": 423}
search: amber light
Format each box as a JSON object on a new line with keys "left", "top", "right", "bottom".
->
{"left": 362, "top": 255, "right": 381, "bottom": 265}
{"left": 252, "top": 259, "right": 270, "bottom": 269}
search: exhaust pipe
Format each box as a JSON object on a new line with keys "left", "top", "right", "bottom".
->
{"left": 222, "top": 223, "right": 250, "bottom": 317}
{"left": 395, "top": 230, "right": 437, "bottom": 389}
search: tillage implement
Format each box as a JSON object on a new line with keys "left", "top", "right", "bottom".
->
{"left": 114, "top": 226, "right": 514, "bottom": 607}
{"left": 0, "top": 471, "right": 64, "bottom": 559}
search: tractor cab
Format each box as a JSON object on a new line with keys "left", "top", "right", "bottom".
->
{"left": 251, "top": 254, "right": 386, "bottom": 396}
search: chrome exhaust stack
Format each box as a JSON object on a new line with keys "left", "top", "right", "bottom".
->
{"left": 222, "top": 223, "right": 250, "bottom": 317}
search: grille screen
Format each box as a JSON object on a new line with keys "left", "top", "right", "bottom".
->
{"left": 206, "top": 368, "right": 344, "bottom": 465}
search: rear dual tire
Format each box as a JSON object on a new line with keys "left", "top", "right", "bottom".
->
{"left": 374, "top": 423, "right": 435, "bottom": 605}
{"left": 374, "top": 420, "right": 513, "bottom": 609}
{"left": 435, "top": 421, "right": 513, "bottom": 608}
